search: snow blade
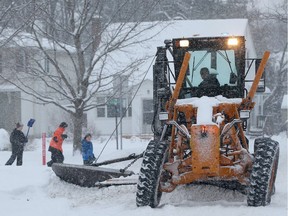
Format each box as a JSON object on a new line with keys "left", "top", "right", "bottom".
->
{"left": 52, "top": 163, "right": 134, "bottom": 187}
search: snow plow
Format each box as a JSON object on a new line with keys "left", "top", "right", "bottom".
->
{"left": 52, "top": 153, "right": 142, "bottom": 187}
{"left": 136, "top": 36, "right": 279, "bottom": 207}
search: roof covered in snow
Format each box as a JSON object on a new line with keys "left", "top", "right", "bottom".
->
{"left": 0, "top": 84, "right": 18, "bottom": 92}
{"left": 0, "top": 28, "right": 76, "bottom": 52}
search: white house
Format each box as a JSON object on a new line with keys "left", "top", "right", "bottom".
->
{"left": 0, "top": 30, "right": 76, "bottom": 137}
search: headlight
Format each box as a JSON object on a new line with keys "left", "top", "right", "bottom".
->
{"left": 240, "top": 110, "right": 250, "bottom": 119}
{"left": 227, "top": 38, "right": 238, "bottom": 46}
{"left": 179, "top": 39, "right": 189, "bottom": 47}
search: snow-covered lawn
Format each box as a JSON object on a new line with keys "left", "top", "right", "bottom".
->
{"left": 0, "top": 134, "right": 287, "bottom": 216}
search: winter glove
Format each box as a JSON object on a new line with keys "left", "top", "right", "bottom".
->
{"left": 61, "top": 134, "right": 68, "bottom": 139}
{"left": 53, "top": 136, "right": 58, "bottom": 142}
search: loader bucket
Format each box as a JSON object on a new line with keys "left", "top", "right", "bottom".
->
{"left": 52, "top": 163, "right": 134, "bottom": 187}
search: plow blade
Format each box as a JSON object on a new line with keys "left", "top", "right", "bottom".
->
{"left": 52, "top": 163, "right": 134, "bottom": 187}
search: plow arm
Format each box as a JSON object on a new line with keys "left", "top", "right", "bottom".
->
{"left": 167, "top": 52, "right": 191, "bottom": 119}
{"left": 92, "top": 153, "right": 143, "bottom": 167}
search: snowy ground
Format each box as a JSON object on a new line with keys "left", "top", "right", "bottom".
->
{"left": 0, "top": 133, "right": 287, "bottom": 216}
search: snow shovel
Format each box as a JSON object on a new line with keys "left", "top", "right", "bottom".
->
{"left": 26, "top": 118, "right": 36, "bottom": 138}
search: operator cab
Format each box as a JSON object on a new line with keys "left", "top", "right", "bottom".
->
{"left": 172, "top": 37, "right": 246, "bottom": 98}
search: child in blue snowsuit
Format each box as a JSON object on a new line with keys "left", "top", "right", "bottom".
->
{"left": 81, "top": 133, "right": 96, "bottom": 165}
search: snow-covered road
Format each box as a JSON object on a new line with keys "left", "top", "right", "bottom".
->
{"left": 0, "top": 134, "right": 287, "bottom": 216}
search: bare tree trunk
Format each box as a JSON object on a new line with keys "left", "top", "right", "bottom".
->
{"left": 72, "top": 109, "right": 83, "bottom": 154}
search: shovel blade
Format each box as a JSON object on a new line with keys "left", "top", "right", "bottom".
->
{"left": 27, "top": 119, "right": 36, "bottom": 127}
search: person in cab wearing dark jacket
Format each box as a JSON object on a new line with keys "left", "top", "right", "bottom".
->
{"left": 197, "top": 67, "right": 220, "bottom": 96}
{"left": 198, "top": 67, "right": 220, "bottom": 88}
{"left": 5, "top": 122, "right": 28, "bottom": 166}
{"left": 81, "top": 133, "right": 95, "bottom": 165}
{"left": 47, "top": 122, "right": 68, "bottom": 167}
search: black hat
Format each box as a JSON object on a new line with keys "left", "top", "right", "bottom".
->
{"left": 16, "top": 122, "right": 24, "bottom": 128}
{"left": 84, "top": 133, "right": 92, "bottom": 139}
{"left": 59, "top": 122, "right": 68, "bottom": 128}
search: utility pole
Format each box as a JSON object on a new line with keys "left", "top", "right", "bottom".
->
{"left": 109, "top": 99, "right": 119, "bottom": 150}
{"left": 119, "top": 77, "right": 123, "bottom": 150}
{"left": 115, "top": 104, "right": 119, "bottom": 150}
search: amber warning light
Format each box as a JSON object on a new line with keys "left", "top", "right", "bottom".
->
{"left": 201, "top": 126, "right": 208, "bottom": 133}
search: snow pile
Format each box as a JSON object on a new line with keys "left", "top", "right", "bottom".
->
{"left": 176, "top": 96, "right": 242, "bottom": 124}
{"left": 0, "top": 128, "right": 10, "bottom": 150}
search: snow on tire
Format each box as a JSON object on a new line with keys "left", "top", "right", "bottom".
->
{"left": 247, "top": 137, "right": 279, "bottom": 206}
{"left": 136, "top": 140, "right": 168, "bottom": 208}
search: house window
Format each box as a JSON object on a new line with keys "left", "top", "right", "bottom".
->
{"left": 97, "top": 107, "right": 105, "bottom": 117}
{"left": 96, "top": 97, "right": 106, "bottom": 117}
{"left": 257, "top": 115, "right": 266, "bottom": 128}
{"left": 143, "top": 99, "right": 153, "bottom": 125}
{"left": 107, "top": 102, "right": 117, "bottom": 118}
{"left": 16, "top": 50, "right": 26, "bottom": 72}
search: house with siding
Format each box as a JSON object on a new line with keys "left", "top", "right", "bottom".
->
{"left": 0, "top": 30, "right": 76, "bottom": 137}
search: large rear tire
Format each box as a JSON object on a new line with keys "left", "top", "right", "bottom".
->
{"left": 136, "top": 140, "right": 168, "bottom": 208}
{"left": 247, "top": 138, "right": 279, "bottom": 206}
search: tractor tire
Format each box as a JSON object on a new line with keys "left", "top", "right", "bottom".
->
{"left": 253, "top": 137, "right": 263, "bottom": 153}
{"left": 247, "top": 137, "right": 279, "bottom": 206}
{"left": 136, "top": 140, "right": 168, "bottom": 208}
{"left": 136, "top": 140, "right": 156, "bottom": 207}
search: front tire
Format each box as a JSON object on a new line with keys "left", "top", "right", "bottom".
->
{"left": 247, "top": 137, "right": 279, "bottom": 206}
{"left": 136, "top": 140, "right": 168, "bottom": 208}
